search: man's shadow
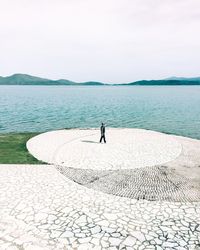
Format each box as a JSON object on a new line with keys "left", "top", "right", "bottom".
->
{"left": 81, "top": 140, "right": 99, "bottom": 144}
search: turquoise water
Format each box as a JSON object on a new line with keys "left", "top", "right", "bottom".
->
{"left": 1, "top": 85, "right": 200, "bottom": 139}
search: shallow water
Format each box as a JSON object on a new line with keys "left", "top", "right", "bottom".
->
{"left": 0, "top": 85, "right": 200, "bottom": 139}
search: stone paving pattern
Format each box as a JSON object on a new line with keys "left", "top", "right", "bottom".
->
{"left": 0, "top": 164, "right": 200, "bottom": 250}
{"left": 1, "top": 129, "right": 200, "bottom": 249}
{"left": 28, "top": 129, "right": 200, "bottom": 202}
{"left": 57, "top": 165, "right": 200, "bottom": 202}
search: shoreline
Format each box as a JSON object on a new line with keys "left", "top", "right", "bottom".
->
{"left": 1, "top": 128, "right": 200, "bottom": 164}
{"left": 1, "top": 127, "right": 200, "bottom": 139}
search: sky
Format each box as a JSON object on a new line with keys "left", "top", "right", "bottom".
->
{"left": 0, "top": 0, "right": 200, "bottom": 83}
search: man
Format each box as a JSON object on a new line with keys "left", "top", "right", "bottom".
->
{"left": 100, "top": 123, "right": 106, "bottom": 143}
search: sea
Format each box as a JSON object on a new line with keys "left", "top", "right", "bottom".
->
{"left": 0, "top": 85, "right": 200, "bottom": 139}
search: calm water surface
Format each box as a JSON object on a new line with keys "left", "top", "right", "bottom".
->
{"left": 0, "top": 85, "right": 200, "bottom": 139}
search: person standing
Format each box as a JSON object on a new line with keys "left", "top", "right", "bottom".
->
{"left": 100, "top": 123, "right": 106, "bottom": 143}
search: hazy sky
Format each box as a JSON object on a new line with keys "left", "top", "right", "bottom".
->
{"left": 0, "top": 0, "right": 200, "bottom": 83}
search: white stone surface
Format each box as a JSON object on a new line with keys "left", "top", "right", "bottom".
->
{"left": 0, "top": 164, "right": 199, "bottom": 249}
{"left": 27, "top": 129, "right": 182, "bottom": 170}
{"left": 1, "top": 129, "right": 200, "bottom": 249}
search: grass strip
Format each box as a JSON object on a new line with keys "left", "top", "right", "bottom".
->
{"left": 0, "top": 133, "right": 45, "bottom": 164}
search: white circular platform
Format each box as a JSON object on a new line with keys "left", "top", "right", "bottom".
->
{"left": 27, "top": 129, "right": 182, "bottom": 170}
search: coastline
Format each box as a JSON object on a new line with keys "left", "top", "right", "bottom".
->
{"left": 0, "top": 128, "right": 199, "bottom": 164}
{"left": 1, "top": 128, "right": 200, "bottom": 164}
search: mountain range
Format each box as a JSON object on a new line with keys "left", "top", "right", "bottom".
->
{"left": 0, "top": 74, "right": 200, "bottom": 85}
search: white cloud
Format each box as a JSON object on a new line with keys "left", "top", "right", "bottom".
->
{"left": 0, "top": 0, "right": 200, "bottom": 83}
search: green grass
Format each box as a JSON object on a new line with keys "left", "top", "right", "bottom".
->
{"left": 0, "top": 133, "right": 45, "bottom": 164}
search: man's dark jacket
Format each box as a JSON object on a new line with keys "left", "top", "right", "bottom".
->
{"left": 101, "top": 125, "right": 105, "bottom": 135}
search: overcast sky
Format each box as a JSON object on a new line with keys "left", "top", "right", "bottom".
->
{"left": 0, "top": 0, "right": 200, "bottom": 83}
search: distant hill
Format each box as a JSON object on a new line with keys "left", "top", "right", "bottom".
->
{"left": 0, "top": 74, "right": 105, "bottom": 86}
{"left": 0, "top": 74, "right": 56, "bottom": 85}
{"left": 0, "top": 73, "right": 200, "bottom": 85}
{"left": 165, "top": 76, "right": 200, "bottom": 82}
{"left": 56, "top": 79, "right": 78, "bottom": 85}
{"left": 125, "top": 79, "right": 200, "bottom": 86}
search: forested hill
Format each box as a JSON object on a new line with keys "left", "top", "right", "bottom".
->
{"left": 0, "top": 74, "right": 105, "bottom": 85}
{"left": 1, "top": 74, "right": 200, "bottom": 85}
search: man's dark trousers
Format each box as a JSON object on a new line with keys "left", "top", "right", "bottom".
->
{"left": 100, "top": 134, "right": 106, "bottom": 143}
